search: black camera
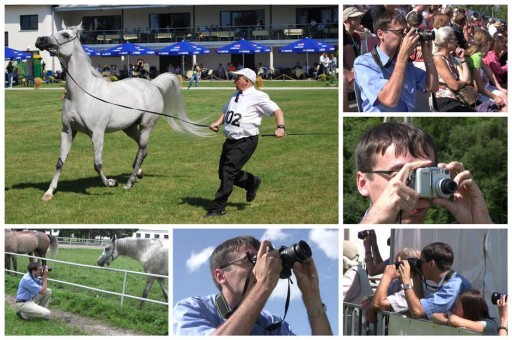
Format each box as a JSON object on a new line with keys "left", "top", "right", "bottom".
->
{"left": 394, "top": 258, "right": 421, "bottom": 272}
{"left": 358, "top": 230, "right": 370, "bottom": 240}
{"left": 404, "top": 28, "right": 435, "bottom": 42}
{"left": 278, "top": 240, "right": 312, "bottom": 279}
{"left": 491, "top": 292, "right": 507, "bottom": 305}
{"left": 43, "top": 266, "right": 52, "bottom": 272}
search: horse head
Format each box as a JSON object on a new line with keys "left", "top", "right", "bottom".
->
{"left": 97, "top": 235, "right": 118, "bottom": 267}
{"left": 35, "top": 20, "right": 83, "bottom": 60}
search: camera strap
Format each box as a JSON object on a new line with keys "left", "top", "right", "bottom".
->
{"left": 214, "top": 263, "right": 292, "bottom": 332}
{"left": 371, "top": 46, "right": 397, "bottom": 69}
{"left": 423, "top": 269, "right": 455, "bottom": 291}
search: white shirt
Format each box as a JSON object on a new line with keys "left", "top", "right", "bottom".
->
{"left": 320, "top": 55, "right": 330, "bottom": 68}
{"left": 222, "top": 86, "right": 280, "bottom": 140}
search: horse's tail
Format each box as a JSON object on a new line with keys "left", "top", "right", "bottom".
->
{"left": 48, "top": 234, "right": 58, "bottom": 259}
{"left": 151, "top": 73, "right": 212, "bottom": 138}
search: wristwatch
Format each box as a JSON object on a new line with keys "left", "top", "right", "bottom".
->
{"left": 401, "top": 282, "right": 413, "bottom": 290}
{"left": 276, "top": 124, "right": 286, "bottom": 130}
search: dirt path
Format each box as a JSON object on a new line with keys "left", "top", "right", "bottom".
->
{"left": 6, "top": 295, "right": 144, "bottom": 336}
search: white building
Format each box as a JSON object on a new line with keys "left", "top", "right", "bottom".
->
{"left": 132, "top": 229, "right": 169, "bottom": 240}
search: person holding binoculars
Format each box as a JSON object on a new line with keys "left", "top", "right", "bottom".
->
{"left": 355, "top": 121, "right": 493, "bottom": 224}
{"left": 173, "top": 236, "right": 332, "bottom": 335}
{"left": 15, "top": 262, "right": 52, "bottom": 321}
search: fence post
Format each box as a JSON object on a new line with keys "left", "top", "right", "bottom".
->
{"left": 121, "top": 271, "right": 128, "bottom": 305}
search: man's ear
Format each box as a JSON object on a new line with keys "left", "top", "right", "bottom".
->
{"left": 356, "top": 171, "right": 370, "bottom": 197}
{"left": 214, "top": 268, "right": 226, "bottom": 285}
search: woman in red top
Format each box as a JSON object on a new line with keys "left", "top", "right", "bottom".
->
{"left": 483, "top": 35, "right": 508, "bottom": 86}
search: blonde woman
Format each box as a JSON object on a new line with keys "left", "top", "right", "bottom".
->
{"left": 466, "top": 28, "right": 507, "bottom": 111}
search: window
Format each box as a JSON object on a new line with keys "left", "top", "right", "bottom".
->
{"left": 145, "top": 233, "right": 150, "bottom": 238}
{"left": 155, "top": 234, "right": 160, "bottom": 239}
{"left": 164, "top": 235, "right": 169, "bottom": 239}
{"left": 149, "top": 13, "right": 191, "bottom": 32}
{"left": 296, "top": 7, "right": 338, "bottom": 25}
{"left": 136, "top": 233, "right": 141, "bottom": 238}
{"left": 220, "top": 10, "right": 265, "bottom": 28}
{"left": 20, "top": 15, "right": 38, "bottom": 30}
{"left": 82, "top": 15, "right": 122, "bottom": 32}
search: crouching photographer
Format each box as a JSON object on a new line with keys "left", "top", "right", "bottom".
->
{"left": 173, "top": 236, "right": 332, "bottom": 335}
{"left": 355, "top": 121, "right": 493, "bottom": 224}
{"left": 15, "top": 262, "right": 52, "bottom": 321}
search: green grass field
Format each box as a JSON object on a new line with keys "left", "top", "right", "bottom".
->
{"left": 4, "top": 82, "right": 338, "bottom": 224}
{"left": 4, "top": 247, "right": 168, "bottom": 335}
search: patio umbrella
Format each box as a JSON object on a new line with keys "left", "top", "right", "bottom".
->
{"left": 82, "top": 45, "right": 102, "bottom": 56}
{"left": 157, "top": 40, "right": 210, "bottom": 76}
{"left": 101, "top": 42, "right": 156, "bottom": 67}
{"left": 5, "top": 47, "right": 32, "bottom": 60}
{"left": 278, "top": 37, "right": 335, "bottom": 71}
{"left": 216, "top": 39, "right": 270, "bottom": 67}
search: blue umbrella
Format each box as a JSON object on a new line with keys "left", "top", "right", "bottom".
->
{"left": 82, "top": 45, "right": 102, "bottom": 56}
{"left": 278, "top": 37, "right": 335, "bottom": 71}
{"left": 101, "top": 42, "right": 156, "bottom": 67}
{"left": 5, "top": 47, "right": 32, "bottom": 60}
{"left": 216, "top": 39, "right": 271, "bottom": 67}
{"left": 157, "top": 40, "right": 210, "bottom": 76}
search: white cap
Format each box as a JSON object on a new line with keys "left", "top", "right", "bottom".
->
{"left": 230, "top": 68, "right": 256, "bottom": 83}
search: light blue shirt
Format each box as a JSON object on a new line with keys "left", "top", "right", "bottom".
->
{"left": 420, "top": 271, "right": 472, "bottom": 319}
{"left": 173, "top": 294, "right": 294, "bottom": 335}
{"left": 354, "top": 46, "right": 427, "bottom": 112}
{"left": 16, "top": 272, "right": 43, "bottom": 301}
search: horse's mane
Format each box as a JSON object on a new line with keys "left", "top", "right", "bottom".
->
{"left": 65, "top": 24, "right": 103, "bottom": 79}
{"left": 116, "top": 238, "right": 164, "bottom": 256}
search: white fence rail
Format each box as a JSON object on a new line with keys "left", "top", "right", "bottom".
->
{"left": 5, "top": 252, "right": 168, "bottom": 306}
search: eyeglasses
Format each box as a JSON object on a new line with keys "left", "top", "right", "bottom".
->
{"left": 381, "top": 29, "right": 405, "bottom": 36}
{"left": 219, "top": 252, "right": 256, "bottom": 269}
{"left": 363, "top": 170, "right": 399, "bottom": 180}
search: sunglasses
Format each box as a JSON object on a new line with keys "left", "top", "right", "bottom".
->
{"left": 219, "top": 252, "right": 256, "bottom": 269}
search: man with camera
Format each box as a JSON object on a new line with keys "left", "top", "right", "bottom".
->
{"left": 15, "top": 262, "right": 52, "bottom": 321}
{"left": 397, "top": 242, "right": 471, "bottom": 320}
{"left": 173, "top": 236, "right": 332, "bottom": 335}
{"left": 354, "top": 10, "right": 438, "bottom": 112}
{"left": 355, "top": 121, "right": 493, "bottom": 224}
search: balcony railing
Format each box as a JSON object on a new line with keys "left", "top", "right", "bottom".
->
{"left": 80, "top": 23, "right": 339, "bottom": 45}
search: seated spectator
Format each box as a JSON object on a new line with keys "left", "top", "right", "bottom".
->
{"left": 432, "top": 289, "right": 498, "bottom": 334}
{"left": 354, "top": 9, "right": 438, "bottom": 112}
{"left": 451, "top": 12, "right": 469, "bottom": 49}
{"left": 363, "top": 248, "right": 424, "bottom": 323}
{"left": 343, "top": 240, "right": 373, "bottom": 305}
{"left": 466, "top": 28, "right": 507, "bottom": 111}
{"left": 483, "top": 35, "right": 507, "bottom": 87}
{"left": 256, "top": 62, "right": 269, "bottom": 79}
{"left": 215, "top": 63, "right": 226, "bottom": 79}
{"left": 433, "top": 26, "right": 476, "bottom": 111}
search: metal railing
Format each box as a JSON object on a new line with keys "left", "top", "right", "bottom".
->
{"left": 5, "top": 252, "right": 168, "bottom": 306}
{"left": 343, "top": 302, "right": 482, "bottom": 336}
{"left": 55, "top": 237, "right": 111, "bottom": 247}
{"left": 80, "top": 23, "right": 338, "bottom": 45}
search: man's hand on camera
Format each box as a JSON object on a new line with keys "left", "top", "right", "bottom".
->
{"left": 293, "top": 259, "right": 320, "bottom": 295}
{"left": 361, "top": 159, "right": 432, "bottom": 224}
{"left": 397, "top": 260, "right": 411, "bottom": 285}
{"left": 252, "top": 240, "right": 281, "bottom": 293}
{"left": 398, "top": 28, "right": 420, "bottom": 63}
{"left": 383, "top": 264, "right": 400, "bottom": 281}
{"left": 432, "top": 162, "right": 493, "bottom": 224}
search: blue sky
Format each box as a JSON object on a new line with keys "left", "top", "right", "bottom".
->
{"left": 173, "top": 228, "right": 339, "bottom": 335}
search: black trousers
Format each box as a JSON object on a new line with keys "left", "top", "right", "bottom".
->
{"left": 210, "top": 135, "right": 259, "bottom": 212}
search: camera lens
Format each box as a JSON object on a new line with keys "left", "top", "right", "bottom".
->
{"left": 418, "top": 30, "right": 435, "bottom": 42}
{"left": 279, "top": 241, "right": 312, "bottom": 279}
{"left": 491, "top": 292, "right": 507, "bottom": 305}
{"left": 439, "top": 178, "right": 458, "bottom": 195}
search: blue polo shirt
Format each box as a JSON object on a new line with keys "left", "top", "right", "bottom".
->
{"left": 354, "top": 46, "right": 427, "bottom": 112}
{"left": 420, "top": 271, "right": 472, "bottom": 319}
{"left": 173, "top": 294, "right": 294, "bottom": 335}
{"left": 16, "top": 272, "right": 43, "bottom": 301}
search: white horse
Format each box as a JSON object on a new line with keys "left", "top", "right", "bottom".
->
{"left": 35, "top": 22, "right": 210, "bottom": 201}
{"left": 97, "top": 235, "right": 168, "bottom": 307}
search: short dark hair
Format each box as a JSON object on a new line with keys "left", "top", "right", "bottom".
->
{"left": 374, "top": 9, "right": 407, "bottom": 34}
{"left": 421, "top": 242, "right": 454, "bottom": 271}
{"left": 210, "top": 236, "right": 261, "bottom": 291}
{"left": 355, "top": 122, "right": 437, "bottom": 173}
{"left": 28, "top": 262, "right": 40, "bottom": 273}
{"left": 458, "top": 289, "right": 490, "bottom": 321}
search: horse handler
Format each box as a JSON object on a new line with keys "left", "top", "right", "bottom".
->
{"left": 205, "top": 68, "right": 286, "bottom": 217}
{"left": 15, "top": 262, "right": 52, "bottom": 321}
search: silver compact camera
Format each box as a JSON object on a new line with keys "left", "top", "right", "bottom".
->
{"left": 408, "top": 167, "right": 457, "bottom": 199}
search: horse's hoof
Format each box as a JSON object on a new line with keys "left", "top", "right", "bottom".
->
{"left": 136, "top": 169, "right": 144, "bottom": 179}
{"left": 42, "top": 193, "right": 53, "bottom": 201}
{"left": 107, "top": 179, "right": 118, "bottom": 187}
{"left": 123, "top": 184, "right": 132, "bottom": 190}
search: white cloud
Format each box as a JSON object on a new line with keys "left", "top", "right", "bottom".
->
{"left": 186, "top": 246, "right": 215, "bottom": 273}
{"left": 261, "top": 229, "right": 290, "bottom": 244}
{"left": 309, "top": 229, "right": 338, "bottom": 260}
